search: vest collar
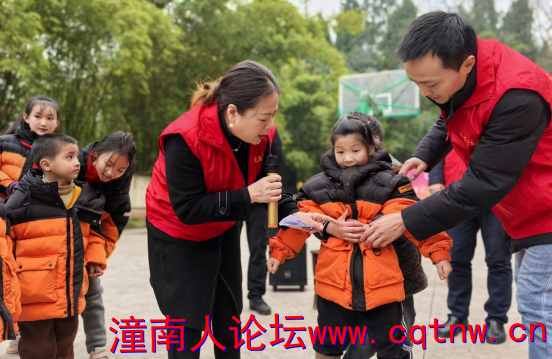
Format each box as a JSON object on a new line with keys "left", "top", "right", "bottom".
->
{"left": 461, "top": 38, "right": 496, "bottom": 109}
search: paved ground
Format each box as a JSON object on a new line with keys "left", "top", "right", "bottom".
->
{"left": 0, "top": 227, "right": 528, "bottom": 358}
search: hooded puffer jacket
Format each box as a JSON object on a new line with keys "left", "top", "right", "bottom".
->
{"left": 78, "top": 143, "right": 132, "bottom": 258}
{"left": 270, "top": 150, "right": 452, "bottom": 311}
{"left": 0, "top": 123, "right": 38, "bottom": 199}
{"left": 7, "top": 169, "right": 107, "bottom": 321}
{"left": 314, "top": 153, "right": 427, "bottom": 297}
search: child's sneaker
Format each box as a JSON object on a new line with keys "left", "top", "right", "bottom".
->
{"left": 5, "top": 332, "right": 20, "bottom": 354}
{"left": 89, "top": 347, "right": 110, "bottom": 359}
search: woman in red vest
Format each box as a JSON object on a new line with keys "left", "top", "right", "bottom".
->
{"left": 146, "top": 60, "right": 335, "bottom": 359}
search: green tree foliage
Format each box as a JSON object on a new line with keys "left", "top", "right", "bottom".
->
{"left": 458, "top": 0, "right": 499, "bottom": 38}
{"left": 334, "top": 0, "right": 397, "bottom": 73}
{"left": 501, "top": 0, "right": 539, "bottom": 60}
{"left": 0, "top": 0, "right": 49, "bottom": 129}
{"left": 30, "top": 0, "right": 184, "bottom": 148}
{"left": 0, "top": 0, "right": 348, "bottom": 179}
{"left": 376, "top": 0, "right": 417, "bottom": 71}
{"left": 0, "top": 0, "right": 549, "bottom": 185}
{"left": 278, "top": 58, "right": 346, "bottom": 188}
{"left": 380, "top": 97, "right": 439, "bottom": 162}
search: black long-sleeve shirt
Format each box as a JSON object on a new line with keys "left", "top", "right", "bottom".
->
{"left": 164, "top": 120, "right": 298, "bottom": 228}
{"left": 402, "top": 65, "right": 552, "bottom": 249}
{"left": 270, "top": 130, "right": 283, "bottom": 160}
{"left": 428, "top": 160, "right": 445, "bottom": 186}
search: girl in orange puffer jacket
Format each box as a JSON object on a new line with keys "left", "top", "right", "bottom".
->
{"left": 267, "top": 115, "right": 453, "bottom": 359}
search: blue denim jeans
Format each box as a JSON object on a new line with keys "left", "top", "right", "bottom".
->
{"left": 515, "top": 245, "right": 552, "bottom": 358}
{"left": 343, "top": 296, "right": 415, "bottom": 359}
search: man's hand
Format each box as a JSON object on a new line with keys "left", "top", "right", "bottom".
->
{"left": 361, "top": 212, "right": 406, "bottom": 248}
{"left": 88, "top": 263, "right": 104, "bottom": 278}
{"left": 428, "top": 183, "right": 445, "bottom": 194}
{"left": 267, "top": 258, "right": 281, "bottom": 274}
{"left": 325, "top": 210, "right": 365, "bottom": 243}
{"left": 436, "top": 260, "right": 452, "bottom": 280}
{"left": 399, "top": 158, "right": 428, "bottom": 181}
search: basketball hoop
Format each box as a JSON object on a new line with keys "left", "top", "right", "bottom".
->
{"left": 339, "top": 69, "right": 420, "bottom": 118}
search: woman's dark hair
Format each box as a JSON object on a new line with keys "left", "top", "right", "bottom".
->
{"left": 91, "top": 131, "right": 136, "bottom": 176}
{"left": 397, "top": 11, "right": 477, "bottom": 71}
{"left": 331, "top": 113, "right": 376, "bottom": 153}
{"left": 190, "top": 60, "right": 281, "bottom": 115}
{"left": 4, "top": 96, "right": 60, "bottom": 135}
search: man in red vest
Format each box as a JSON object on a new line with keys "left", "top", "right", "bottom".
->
{"left": 361, "top": 11, "right": 552, "bottom": 356}
{"left": 429, "top": 151, "right": 511, "bottom": 343}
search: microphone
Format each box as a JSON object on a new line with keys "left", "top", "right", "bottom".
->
{"left": 266, "top": 155, "right": 279, "bottom": 228}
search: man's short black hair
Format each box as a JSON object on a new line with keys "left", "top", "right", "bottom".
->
{"left": 32, "top": 133, "right": 78, "bottom": 170}
{"left": 397, "top": 11, "right": 477, "bottom": 71}
{"left": 346, "top": 111, "right": 383, "bottom": 141}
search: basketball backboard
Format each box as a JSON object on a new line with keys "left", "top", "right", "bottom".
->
{"left": 339, "top": 69, "right": 420, "bottom": 118}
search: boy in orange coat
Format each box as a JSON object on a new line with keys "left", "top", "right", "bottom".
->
{"left": 7, "top": 133, "right": 107, "bottom": 359}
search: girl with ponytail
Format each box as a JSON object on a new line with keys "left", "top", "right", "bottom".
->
{"left": 77, "top": 131, "right": 136, "bottom": 359}
{"left": 0, "top": 96, "right": 59, "bottom": 201}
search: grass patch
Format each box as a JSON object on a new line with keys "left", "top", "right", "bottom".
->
{"left": 126, "top": 219, "right": 147, "bottom": 229}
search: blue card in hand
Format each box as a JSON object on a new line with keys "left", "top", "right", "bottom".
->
{"left": 279, "top": 215, "right": 316, "bottom": 230}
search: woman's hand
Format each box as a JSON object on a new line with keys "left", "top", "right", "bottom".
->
{"left": 267, "top": 258, "right": 281, "bottom": 274}
{"left": 292, "top": 211, "right": 339, "bottom": 234}
{"left": 436, "top": 259, "right": 452, "bottom": 280}
{"left": 325, "top": 210, "right": 365, "bottom": 243}
{"left": 87, "top": 263, "right": 104, "bottom": 278}
{"left": 248, "top": 175, "right": 282, "bottom": 203}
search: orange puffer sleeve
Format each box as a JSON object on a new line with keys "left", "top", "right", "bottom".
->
{"left": 381, "top": 198, "right": 452, "bottom": 264}
{"left": 85, "top": 227, "right": 107, "bottom": 270}
{"left": 100, "top": 211, "right": 119, "bottom": 258}
{"left": 0, "top": 160, "right": 16, "bottom": 194}
{"left": 269, "top": 227, "right": 310, "bottom": 264}
{"left": 0, "top": 213, "right": 20, "bottom": 340}
{"left": 268, "top": 196, "right": 326, "bottom": 263}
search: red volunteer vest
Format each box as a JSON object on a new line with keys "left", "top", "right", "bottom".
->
{"left": 443, "top": 150, "right": 467, "bottom": 187}
{"left": 443, "top": 38, "right": 552, "bottom": 239}
{"left": 146, "top": 104, "right": 267, "bottom": 241}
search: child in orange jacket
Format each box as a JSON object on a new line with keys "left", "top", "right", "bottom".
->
{"left": 0, "top": 201, "right": 21, "bottom": 344}
{"left": 7, "top": 133, "right": 107, "bottom": 359}
{"left": 267, "top": 114, "right": 453, "bottom": 359}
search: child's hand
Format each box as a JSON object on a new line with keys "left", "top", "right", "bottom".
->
{"left": 326, "top": 210, "right": 365, "bottom": 243}
{"left": 267, "top": 258, "right": 281, "bottom": 274}
{"left": 436, "top": 260, "right": 452, "bottom": 280}
{"left": 88, "top": 263, "right": 104, "bottom": 278}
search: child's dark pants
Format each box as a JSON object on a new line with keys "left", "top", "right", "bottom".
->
{"left": 19, "top": 315, "right": 79, "bottom": 359}
{"left": 314, "top": 296, "right": 411, "bottom": 359}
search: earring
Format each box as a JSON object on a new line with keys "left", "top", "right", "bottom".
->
{"left": 229, "top": 122, "right": 234, "bottom": 128}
